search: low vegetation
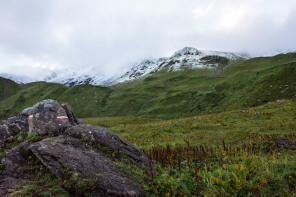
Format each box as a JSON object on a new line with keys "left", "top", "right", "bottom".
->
{"left": 83, "top": 99, "right": 296, "bottom": 196}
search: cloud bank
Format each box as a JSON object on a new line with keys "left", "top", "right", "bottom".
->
{"left": 0, "top": 0, "right": 295, "bottom": 79}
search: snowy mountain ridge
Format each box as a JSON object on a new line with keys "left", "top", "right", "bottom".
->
{"left": 0, "top": 47, "right": 246, "bottom": 86}
{"left": 113, "top": 47, "right": 245, "bottom": 84}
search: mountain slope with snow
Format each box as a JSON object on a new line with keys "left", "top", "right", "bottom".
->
{"left": 111, "top": 47, "right": 246, "bottom": 84}
{"left": 44, "top": 70, "right": 110, "bottom": 87}
{"left": 1, "top": 47, "right": 246, "bottom": 86}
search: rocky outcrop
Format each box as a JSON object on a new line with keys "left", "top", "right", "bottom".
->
{"left": 0, "top": 99, "right": 150, "bottom": 196}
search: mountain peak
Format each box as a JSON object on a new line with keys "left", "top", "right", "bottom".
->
{"left": 172, "top": 47, "right": 201, "bottom": 57}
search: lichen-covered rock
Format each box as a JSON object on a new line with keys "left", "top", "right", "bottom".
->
{"left": 29, "top": 136, "right": 143, "bottom": 197}
{"left": 29, "top": 99, "right": 71, "bottom": 136}
{"left": 65, "top": 124, "right": 149, "bottom": 168}
{"left": 0, "top": 115, "right": 28, "bottom": 147}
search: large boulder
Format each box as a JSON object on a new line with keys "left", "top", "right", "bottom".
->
{"left": 29, "top": 99, "right": 71, "bottom": 136}
{"left": 29, "top": 136, "right": 143, "bottom": 197}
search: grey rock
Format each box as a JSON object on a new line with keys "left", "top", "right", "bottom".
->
{"left": 61, "top": 103, "right": 78, "bottom": 126}
{"left": 30, "top": 99, "right": 71, "bottom": 136}
{"left": 0, "top": 142, "right": 30, "bottom": 196}
{"left": 20, "top": 107, "right": 33, "bottom": 116}
{"left": 1, "top": 115, "right": 28, "bottom": 134}
{"left": 0, "top": 115, "right": 28, "bottom": 147}
{"left": 0, "top": 176, "right": 25, "bottom": 197}
{"left": 65, "top": 124, "right": 149, "bottom": 168}
{"left": 29, "top": 136, "right": 143, "bottom": 197}
{"left": 272, "top": 138, "right": 296, "bottom": 150}
{"left": 17, "top": 135, "right": 24, "bottom": 142}
{"left": 2, "top": 142, "right": 30, "bottom": 178}
{"left": 263, "top": 138, "right": 296, "bottom": 152}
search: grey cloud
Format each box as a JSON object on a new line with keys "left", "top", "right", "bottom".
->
{"left": 0, "top": 0, "right": 295, "bottom": 78}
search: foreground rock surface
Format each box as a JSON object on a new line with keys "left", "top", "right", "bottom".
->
{"left": 0, "top": 99, "right": 149, "bottom": 196}
{"left": 65, "top": 124, "right": 149, "bottom": 168}
{"left": 30, "top": 136, "right": 143, "bottom": 196}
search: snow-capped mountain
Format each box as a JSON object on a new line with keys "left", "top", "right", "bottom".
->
{"left": 113, "top": 57, "right": 168, "bottom": 84}
{"left": 111, "top": 47, "right": 245, "bottom": 84}
{"left": 1, "top": 47, "right": 246, "bottom": 86}
{"left": 44, "top": 69, "right": 112, "bottom": 87}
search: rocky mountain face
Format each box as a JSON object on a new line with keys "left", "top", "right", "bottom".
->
{"left": 0, "top": 99, "right": 152, "bottom": 196}
{"left": 1, "top": 47, "right": 246, "bottom": 87}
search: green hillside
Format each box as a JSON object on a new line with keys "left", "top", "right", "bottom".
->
{"left": 0, "top": 82, "right": 111, "bottom": 119}
{"left": 101, "top": 53, "right": 296, "bottom": 118}
{"left": 0, "top": 77, "right": 21, "bottom": 101}
{"left": 0, "top": 52, "right": 295, "bottom": 119}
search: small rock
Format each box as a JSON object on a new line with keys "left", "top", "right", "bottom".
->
{"left": 264, "top": 138, "right": 296, "bottom": 152}
{"left": 17, "top": 135, "right": 24, "bottom": 142}
{"left": 20, "top": 107, "right": 33, "bottom": 116}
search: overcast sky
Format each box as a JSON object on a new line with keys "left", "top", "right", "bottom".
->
{"left": 0, "top": 0, "right": 296, "bottom": 79}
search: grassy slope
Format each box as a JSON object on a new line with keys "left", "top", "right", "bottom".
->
{"left": 102, "top": 53, "right": 296, "bottom": 119}
{"left": 0, "top": 82, "right": 111, "bottom": 118}
{"left": 83, "top": 100, "right": 296, "bottom": 196}
{"left": 83, "top": 99, "right": 296, "bottom": 150}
